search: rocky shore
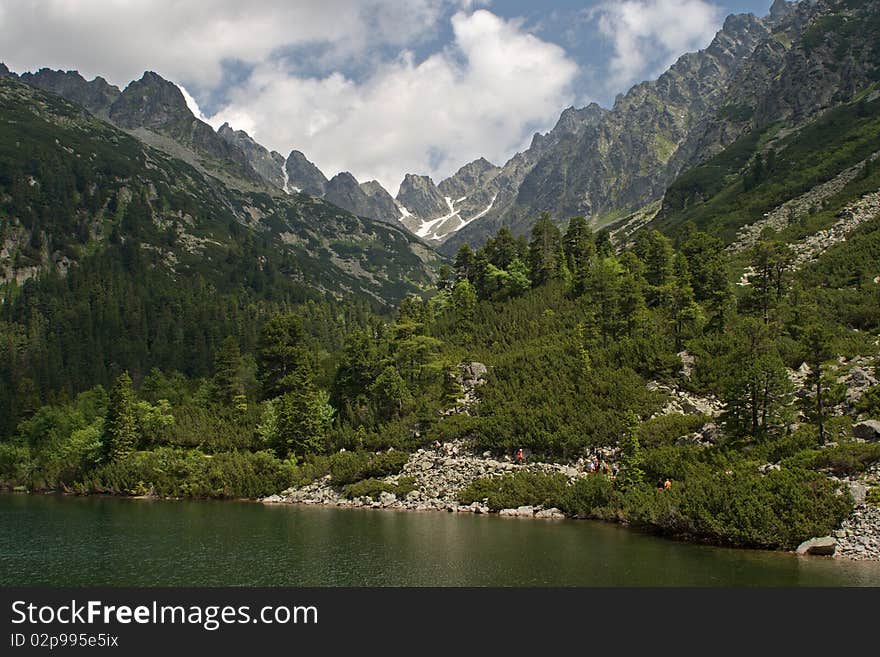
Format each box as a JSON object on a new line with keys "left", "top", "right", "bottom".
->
{"left": 264, "top": 435, "right": 880, "bottom": 560}
{"left": 262, "top": 439, "right": 613, "bottom": 519}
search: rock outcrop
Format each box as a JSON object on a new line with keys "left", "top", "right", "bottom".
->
{"left": 218, "top": 122, "right": 287, "bottom": 190}
{"left": 396, "top": 174, "right": 449, "bottom": 221}
{"left": 284, "top": 150, "right": 329, "bottom": 197}
{"left": 834, "top": 503, "right": 880, "bottom": 560}
{"left": 853, "top": 421, "right": 880, "bottom": 442}
{"left": 19, "top": 68, "right": 120, "bottom": 116}
{"left": 323, "top": 172, "right": 399, "bottom": 224}
{"left": 796, "top": 536, "right": 837, "bottom": 556}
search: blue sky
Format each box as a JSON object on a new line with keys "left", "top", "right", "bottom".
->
{"left": 1, "top": 0, "right": 777, "bottom": 192}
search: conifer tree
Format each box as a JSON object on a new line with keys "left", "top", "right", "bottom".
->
{"left": 257, "top": 314, "right": 311, "bottom": 400}
{"left": 454, "top": 244, "right": 476, "bottom": 282}
{"left": 103, "top": 371, "right": 138, "bottom": 462}
{"left": 213, "top": 336, "right": 244, "bottom": 406}
{"left": 803, "top": 323, "right": 834, "bottom": 444}
{"left": 528, "top": 213, "right": 564, "bottom": 287}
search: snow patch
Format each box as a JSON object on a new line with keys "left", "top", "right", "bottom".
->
{"left": 415, "top": 196, "right": 460, "bottom": 239}
{"left": 281, "top": 162, "right": 291, "bottom": 194}
{"left": 460, "top": 194, "right": 497, "bottom": 227}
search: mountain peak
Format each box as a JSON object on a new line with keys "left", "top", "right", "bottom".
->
{"left": 19, "top": 67, "right": 121, "bottom": 115}
{"left": 109, "top": 70, "right": 192, "bottom": 129}
{"left": 768, "top": 0, "right": 796, "bottom": 25}
{"left": 284, "top": 151, "right": 328, "bottom": 196}
{"left": 396, "top": 174, "right": 448, "bottom": 219}
{"left": 0, "top": 63, "right": 12, "bottom": 77}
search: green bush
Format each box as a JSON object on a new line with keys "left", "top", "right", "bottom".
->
{"left": 457, "top": 471, "right": 568, "bottom": 510}
{"left": 291, "top": 454, "right": 331, "bottom": 487}
{"left": 639, "top": 445, "right": 703, "bottom": 481}
{"left": 748, "top": 426, "right": 821, "bottom": 464}
{"left": 343, "top": 478, "right": 396, "bottom": 500}
{"left": 625, "top": 463, "right": 852, "bottom": 549}
{"left": 636, "top": 414, "right": 710, "bottom": 448}
{"left": 328, "top": 449, "right": 409, "bottom": 486}
{"left": 342, "top": 475, "right": 417, "bottom": 500}
{"left": 781, "top": 441, "right": 880, "bottom": 476}
{"left": 79, "top": 447, "right": 295, "bottom": 498}
{"left": 428, "top": 415, "right": 480, "bottom": 444}
{"left": 560, "top": 474, "right": 615, "bottom": 517}
{"left": 0, "top": 442, "right": 30, "bottom": 486}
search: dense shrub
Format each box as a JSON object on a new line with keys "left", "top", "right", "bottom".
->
{"left": 628, "top": 464, "right": 852, "bottom": 549}
{"left": 781, "top": 441, "right": 880, "bottom": 476}
{"left": 559, "top": 474, "right": 615, "bottom": 517}
{"left": 636, "top": 414, "right": 710, "bottom": 448}
{"left": 328, "top": 449, "right": 409, "bottom": 486}
{"left": 457, "top": 471, "right": 568, "bottom": 510}
{"left": 0, "top": 443, "right": 30, "bottom": 486}
{"left": 291, "top": 454, "right": 331, "bottom": 487}
{"left": 78, "top": 448, "right": 295, "bottom": 498}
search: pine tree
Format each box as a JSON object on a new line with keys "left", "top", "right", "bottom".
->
{"left": 528, "top": 213, "right": 564, "bottom": 287}
{"left": 370, "top": 366, "right": 410, "bottom": 421}
{"left": 452, "top": 279, "right": 477, "bottom": 325}
{"left": 803, "top": 323, "right": 834, "bottom": 444}
{"left": 257, "top": 314, "right": 311, "bottom": 400}
{"left": 103, "top": 371, "right": 139, "bottom": 462}
{"left": 441, "top": 363, "right": 463, "bottom": 409}
{"left": 213, "top": 336, "right": 244, "bottom": 406}
{"left": 484, "top": 227, "right": 519, "bottom": 270}
{"left": 273, "top": 373, "right": 331, "bottom": 459}
{"left": 454, "top": 244, "right": 476, "bottom": 282}
{"left": 563, "top": 216, "right": 596, "bottom": 282}
{"left": 721, "top": 319, "right": 793, "bottom": 436}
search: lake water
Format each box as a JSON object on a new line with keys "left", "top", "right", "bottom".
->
{"left": 2, "top": 494, "right": 879, "bottom": 586}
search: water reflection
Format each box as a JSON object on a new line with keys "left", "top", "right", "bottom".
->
{"left": 1, "top": 495, "right": 878, "bottom": 586}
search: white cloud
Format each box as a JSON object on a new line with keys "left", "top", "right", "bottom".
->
{"left": 178, "top": 85, "right": 211, "bottom": 125}
{"left": 207, "top": 10, "right": 578, "bottom": 193}
{"left": 591, "top": 0, "right": 723, "bottom": 92}
{"left": 0, "top": 0, "right": 463, "bottom": 88}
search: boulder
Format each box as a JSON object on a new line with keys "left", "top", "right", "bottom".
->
{"left": 853, "top": 420, "right": 880, "bottom": 441}
{"left": 499, "top": 508, "right": 517, "bottom": 516}
{"left": 796, "top": 536, "right": 837, "bottom": 556}
{"left": 847, "top": 481, "right": 868, "bottom": 505}
{"left": 515, "top": 505, "right": 535, "bottom": 517}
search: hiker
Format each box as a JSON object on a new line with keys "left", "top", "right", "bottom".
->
{"left": 516, "top": 448, "right": 524, "bottom": 464}
{"left": 657, "top": 479, "right": 665, "bottom": 490}
{"left": 664, "top": 478, "right": 672, "bottom": 490}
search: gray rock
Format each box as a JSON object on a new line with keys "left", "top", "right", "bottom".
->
{"left": 853, "top": 420, "right": 880, "bottom": 441}
{"left": 515, "top": 506, "right": 535, "bottom": 517}
{"left": 796, "top": 536, "right": 837, "bottom": 556}
{"left": 847, "top": 481, "right": 868, "bottom": 505}
{"left": 284, "top": 150, "right": 329, "bottom": 196}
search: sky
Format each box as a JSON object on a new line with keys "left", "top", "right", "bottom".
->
{"left": 0, "top": 0, "right": 775, "bottom": 193}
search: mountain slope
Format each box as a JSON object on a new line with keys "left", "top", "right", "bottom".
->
{"left": 0, "top": 76, "right": 438, "bottom": 303}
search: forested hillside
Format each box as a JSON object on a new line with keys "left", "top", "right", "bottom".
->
{"left": 0, "top": 76, "right": 438, "bottom": 436}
